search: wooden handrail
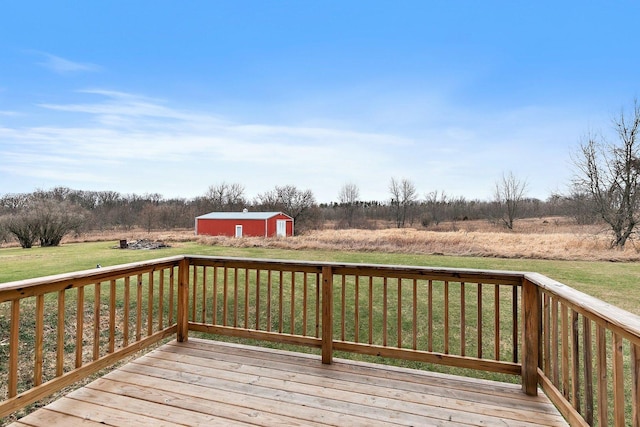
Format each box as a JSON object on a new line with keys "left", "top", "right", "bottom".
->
{"left": 0, "top": 257, "right": 183, "bottom": 419}
{"left": 525, "top": 272, "right": 640, "bottom": 426}
{"left": 1, "top": 254, "right": 639, "bottom": 426}
{"left": 525, "top": 272, "right": 640, "bottom": 346}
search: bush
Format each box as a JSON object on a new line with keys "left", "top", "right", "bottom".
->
{"left": 2, "top": 199, "right": 85, "bottom": 248}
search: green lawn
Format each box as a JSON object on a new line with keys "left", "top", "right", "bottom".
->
{"left": 2, "top": 240, "right": 638, "bottom": 316}
{"left": 1, "top": 240, "right": 638, "bottom": 425}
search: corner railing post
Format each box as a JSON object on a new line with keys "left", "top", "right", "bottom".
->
{"left": 322, "top": 266, "right": 333, "bottom": 364}
{"left": 177, "top": 257, "right": 190, "bottom": 342}
{"left": 522, "top": 278, "right": 540, "bottom": 396}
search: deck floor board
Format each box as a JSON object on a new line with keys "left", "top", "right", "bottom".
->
{"left": 10, "top": 339, "right": 568, "bottom": 427}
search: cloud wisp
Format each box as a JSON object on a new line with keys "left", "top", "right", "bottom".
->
{"left": 32, "top": 52, "right": 101, "bottom": 75}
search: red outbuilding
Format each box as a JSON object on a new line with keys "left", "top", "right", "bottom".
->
{"left": 195, "top": 211, "right": 294, "bottom": 238}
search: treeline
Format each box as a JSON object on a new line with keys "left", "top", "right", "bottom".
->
{"left": 322, "top": 193, "right": 595, "bottom": 228}
{"left": 0, "top": 183, "right": 599, "bottom": 248}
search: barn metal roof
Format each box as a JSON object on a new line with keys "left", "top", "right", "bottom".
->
{"left": 196, "top": 211, "right": 291, "bottom": 220}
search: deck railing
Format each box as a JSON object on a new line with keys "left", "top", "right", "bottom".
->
{"left": 1, "top": 255, "right": 639, "bottom": 426}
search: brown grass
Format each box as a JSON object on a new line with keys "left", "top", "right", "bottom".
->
{"left": 194, "top": 217, "right": 640, "bottom": 262}
{"left": 4, "top": 216, "right": 637, "bottom": 262}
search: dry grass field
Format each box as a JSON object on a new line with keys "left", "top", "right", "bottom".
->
{"left": 55, "top": 216, "right": 640, "bottom": 262}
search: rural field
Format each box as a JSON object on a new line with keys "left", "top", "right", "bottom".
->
{"left": 1, "top": 217, "right": 640, "bottom": 425}
{"left": 2, "top": 216, "right": 640, "bottom": 315}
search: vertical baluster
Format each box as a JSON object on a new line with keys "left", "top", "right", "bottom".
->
{"left": 267, "top": 270, "right": 272, "bottom": 332}
{"left": 245, "top": 269, "right": 250, "bottom": 330}
{"left": 315, "top": 273, "right": 321, "bottom": 339}
{"left": 543, "top": 293, "right": 551, "bottom": 376}
{"left": 123, "top": 277, "right": 130, "bottom": 347}
{"left": 341, "top": 275, "right": 346, "bottom": 341}
{"left": 512, "top": 286, "right": 518, "bottom": 363}
{"left": 477, "top": 283, "right": 483, "bottom": 359}
{"left": 290, "top": 272, "right": 296, "bottom": 335}
{"left": 57, "top": 290, "right": 65, "bottom": 376}
{"left": 158, "top": 270, "right": 165, "bottom": 330}
{"left": 596, "top": 325, "right": 608, "bottom": 426}
{"left": 136, "top": 275, "right": 142, "bottom": 342}
{"left": 571, "top": 310, "right": 580, "bottom": 412}
{"left": 412, "top": 279, "right": 417, "bottom": 350}
{"left": 191, "top": 266, "right": 197, "bottom": 321}
{"left": 168, "top": 267, "right": 175, "bottom": 325}
{"left": 278, "top": 270, "right": 284, "bottom": 333}
{"left": 397, "top": 278, "right": 402, "bottom": 349}
{"left": 582, "top": 317, "right": 593, "bottom": 425}
{"left": 234, "top": 268, "right": 239, "bottom": 328}
{"left": 148, "top": 272, "right": 154, "bottom": 336}
{"left": 201, "top": 266, "right": 207, "bottom": 323}
{"left": 444, "top": 281, "right": 449, "bottom": 354}
{"left": 255, "top": 269, "right": 261, "bottom": 330}
{"left": 612, "top": 333, "right": 625, "bottom": 426}
{"left": 76, "top": 287, "right": 84, "bottom": 368}
{"left": 212, "top": 267, "right": 218, "bottom": 325}
{"left": 223, "top": 267, "right": 228, "bottom": 326}
{"left": 34, "top": 295, "right": 44, "bottom": 386}
{"left": 494, "top": 284, "right": 500, "bottom": 361}
{"left": 551, "top": 298, "right": 559, "bottom": 386}
{"left": 109, "top": 280, "right": 116, "bottom": 353}
{"left": 460, "top": 282, "right": 466, "bottom": 357}
{"left": 9, "top": 300, "right": 19, "bottom": 398}
{"left": 632, "top": 343, "right": 640, "bottom": 427}
{"left": 354, "top": 275, "right": 360, "bottom": 343}
{"left": 303, "top": 272, "right": 308, "bottom": 336}
{"left": 383, "top": 277, "right": 388, "bottom": 347}
{"left": 93, "top": 282, "right": 101, "bottom": 361}
{"left": 368, "top": 277, "right": 373, "bottom": 345}
{"left": 428, "top": 280, "right": 433, "bottom": 352}
{"left": 561, "top": 304, "right": 569, "bottom": 399}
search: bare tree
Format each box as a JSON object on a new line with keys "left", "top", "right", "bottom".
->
{"left": 494, "top": 171, "right": 528, "bottom": 230}
{"left": 389, "top": 177, "right": 417, "bottom": 228}
{"left": 573, "top": 100, "right": 640, "bottom": 247}
{"left": 423, "top": 190, "right": 448, "bottom": 226}
{"left": 255, "top": 185, "right": 319, "bottom": 233}
{"left": 205, "top": 182, "right": 246, "bottom": 211}
{"left": 338, "top": 183, "right": 360, "bottom": 228}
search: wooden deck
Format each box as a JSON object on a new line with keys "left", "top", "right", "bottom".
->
{"left": 9, "top": 338, "right": 568, "bottom": 427}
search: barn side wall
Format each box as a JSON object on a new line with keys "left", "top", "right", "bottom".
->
{"left": 196, "top": 219, "right": 268, "bottom": 237}
{"left": 196, "top": 213, "right": 294, "bottom": 237}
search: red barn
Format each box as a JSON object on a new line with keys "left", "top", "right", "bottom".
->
{"left": 195, "top": 211, "right": 294, "bottom": 238}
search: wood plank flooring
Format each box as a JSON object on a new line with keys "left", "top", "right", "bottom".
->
{"left": 10, "top": 338, "right": 568, "bottom": 426}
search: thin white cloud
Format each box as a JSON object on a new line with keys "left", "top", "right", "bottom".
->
{"left": 1, "top": 90, "right": 405, "bottom": 199}
{"left": 33, "top": 52, "right": 101, "bottom": 74}
{"left": 0, "top": 89, "right": 583, "bottom": 202}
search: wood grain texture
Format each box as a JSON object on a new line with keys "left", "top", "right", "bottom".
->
{"left": 9, "top": 339, "right": 569, "bottom": 427}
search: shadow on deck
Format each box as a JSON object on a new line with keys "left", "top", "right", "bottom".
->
{"left": 10, "top": 339, "right": 567, "bottom": 427}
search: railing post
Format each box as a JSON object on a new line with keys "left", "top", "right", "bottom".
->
{"left": 177, "top": 257, "right": 190, "bottom": 342}
{"left": 322, "top": 266, "right": 333, "bottom": 364}
{"left": 522, "top": 278, "right": 540, "bottom": 396}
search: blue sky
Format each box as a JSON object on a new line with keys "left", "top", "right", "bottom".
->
{"left": 1, "top": 2, "right": 639, "bottom": 203}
